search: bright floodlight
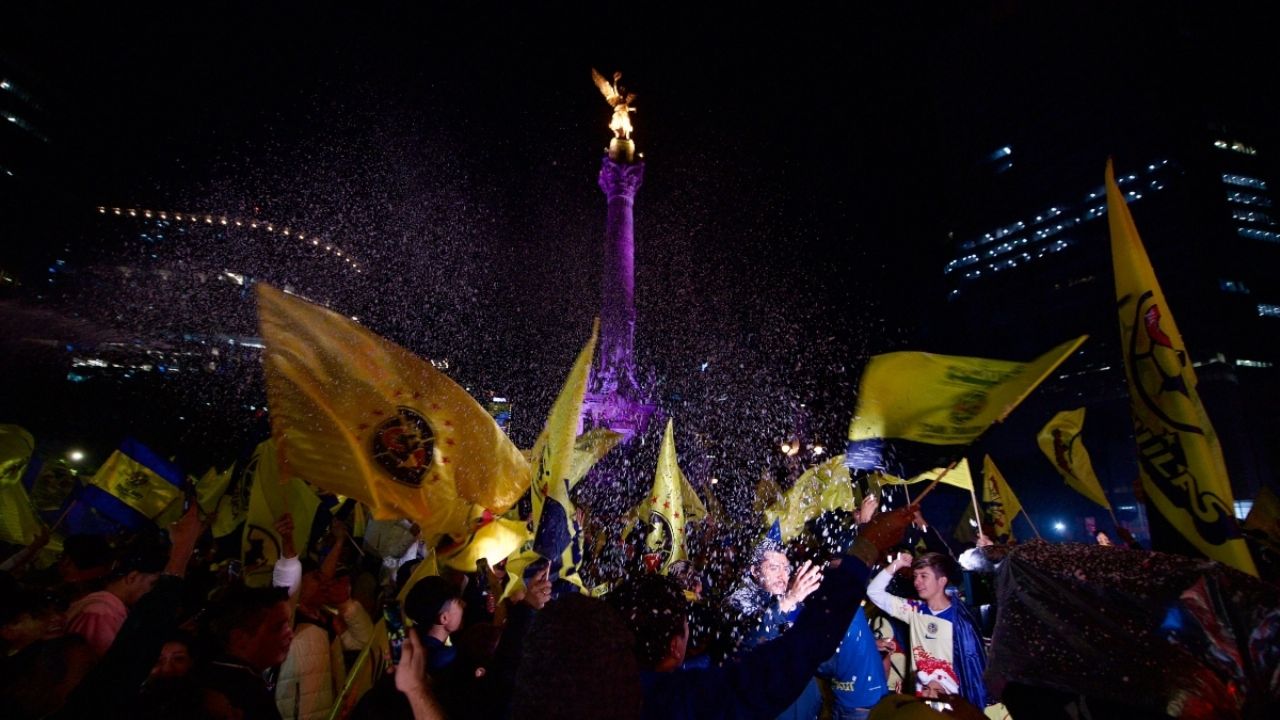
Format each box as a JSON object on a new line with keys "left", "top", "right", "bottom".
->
{"left": 68, "top": 449, "right": 85, "bottom": 462}
{"left": 1054, "top": 521, "right": 1067, "bottom": 532}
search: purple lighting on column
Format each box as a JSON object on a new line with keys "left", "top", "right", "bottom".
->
{"left": 596, "top": 154, "right": 643, "bottom": 395}
{"left": 581, "top": 141, "right": 655, "bottom": 441}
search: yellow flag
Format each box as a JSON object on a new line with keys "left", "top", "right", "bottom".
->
{"left": 156, "top": 464, "right": 238, "bottom": 527}
{"left": 0, "top": 425, "right": 42, "bottom": 546}
{"left": 505, "top": 322, "right": 599, "bottom": 597}
{"left": 638, "top": 419, "right": 694, "bottom": 570}
{"left": 953, "top": 501, "right": 979, "bottom": 545}
{"left": 257, "top": 283, "right": 530, "bottom": 538}
{"left": 1243, "top": 487, "right": 1279, "bottom": 543}
{"left": 568, "top": 428, "right": 623, "bottom": 491}
{"left": 753, "top": 471, "right": 783, "bottom": 517}
{"left": 681, "top": 472, "right": 708, "bottom": 524}
{"left": 1037, "top": 408, "right": 1110, "bottom": 509}
{"left": 1107, "top": 159, "right": 1256, "bottom": 575}
{"left": 846, "top": 337, "right": 1087, "bottom": 469}
{"left": 875, "top": 457, "right": 974, "bottom": 492}
{"left": 765, "top": 454, "right": 858, "bottom": 543}
{"left": 438, "top": 517, "right": 531, "bottom": 573}
{"left": 982, "top": 455, "right": 1021, "bottom": 541}
{"left": 88, "top": 441, "right": 184, "bottom": 520}
{"left": 212, "top": 466, "right": 251, "bottom": 539}
{"left": 240, "top": 439, "right": 321, "bottom": 586}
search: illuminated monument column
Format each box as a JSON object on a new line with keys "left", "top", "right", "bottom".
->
{"left": 581, "top": 70, "right": 655, "bottom": 440}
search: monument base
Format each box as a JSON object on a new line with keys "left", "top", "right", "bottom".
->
{"left": 581, "top": 390, "right": 656, "bottom": 442}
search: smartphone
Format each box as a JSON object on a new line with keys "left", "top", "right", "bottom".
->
{"left": 384, "top": 601, "right": 407, "bottom": 666}
{"left": 226, "top": 559, "right": 242, "bottom": 580}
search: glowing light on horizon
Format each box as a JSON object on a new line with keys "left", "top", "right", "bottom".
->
{"left": 96, "top": 205, "right": 361, "bottom": 272}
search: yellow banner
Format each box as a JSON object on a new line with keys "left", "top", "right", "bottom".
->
{"left": 982, "top": 455, "right": 1021, "bottom": 541}
{"left": 240, "top": 439, "right": 321, "bottom": 586}
{"left": 1037, "top": 408, "right": 1111, "bottom": 510}
{"left": 849, "top": 337, "right": 1087, "bottom": 446}
{"left": 640, "top": 419, "right": 693, "bottom": 569}
{"left": 89, "top": 448, "right": 182, "bottom": 520}
{"left": 505, "top": 322, "right": 599, "bottom": 597}
{"left": 766, "top": 454, "right": 858, "bottom": 543}
{"left": 0, "top": 425, "right": 42, "bottom": 546}
{"left": 1108, "top": 160, "right": 1256, "bottom": 575}
{"left": 875, "top": 457, "right": 974, "bottom": 492}
{"left": 257, "top": 283, "right": 530, "bottom": 538}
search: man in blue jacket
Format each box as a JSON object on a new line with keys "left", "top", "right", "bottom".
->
{"left": 509, "top": 506, "right": 914, "bottom": 720}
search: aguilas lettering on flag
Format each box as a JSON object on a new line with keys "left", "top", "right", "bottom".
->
{"left": 256, "top": 283, "right": 530, "bottom": 539}
{"left": 504, "top": 321, "right": 600, "bottom": 597}
{"left": 846, "top": 336, "right": 1086, "bottom": 470}
{"left": 1037, "top": 408, "right": 1111, "bottom": 510}
{"left": 1107, "top": 159, "right": 1256, "bottom": 576}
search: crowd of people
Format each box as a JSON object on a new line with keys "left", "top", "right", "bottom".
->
{"left": 1, "top": 477, "right": 1273, "bottom": 720}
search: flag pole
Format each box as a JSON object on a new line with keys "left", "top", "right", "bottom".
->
{"left": 49, "top": 499, "right": 78, "bottom": 534}
{"left": 909, "top": 458, "right": 960, "bottom": 506}
{"left": 1020, "top": 508, "right": 1044, "bottom": 540}
{"left": 969, "top": 486, "right": 983, "bottom": 536}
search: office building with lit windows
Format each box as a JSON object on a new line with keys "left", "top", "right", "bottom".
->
{"left": 932, "top": 118, "right": 1280, "bottom": 540}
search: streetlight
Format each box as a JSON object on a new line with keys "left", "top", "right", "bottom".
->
{"left": 1053, "top": 521, "right": 1067, "bottom": 533}
{"left": 67, "top": 449, "right": 85, "bottom": 463}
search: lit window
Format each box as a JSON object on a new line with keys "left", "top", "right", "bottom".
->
{"left": 1222, "top": 174, "right": 1269, "bottom": 190}
{"left": 1234, "top": 500, "right": 1253, "bottom": 520}
{"left": 1239, "top": 227, "right": 1280, "bottom": 242}
{"left": 1227, "top": 191, "right": 1273, "bottom": 207}
{"left": 1214, "top": 139, "right": 1257, "bottom": 156}
{"left": 1258, "top": 304, "right": 1280, "bottom": 318}
{"left": 1219, "top": 279, "right": 1251, "bottom": 294}
{"left": 1234, "top": 359, "right": 1273, "bottom": 368}
{"left": 1231, "top": 209, "right": 1276, "bottom": 226}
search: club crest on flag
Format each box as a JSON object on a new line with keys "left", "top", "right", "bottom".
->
{"left": 369, "top": 406, "right": 436, "bottom": 488}
{"left": 648, "top": 508, "right": 675, "bottom": 567}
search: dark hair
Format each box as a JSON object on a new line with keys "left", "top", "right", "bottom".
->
{"left": 0, "top": 587, "right": 54, "bottom": 627}
{"left": 511, "top": 593, "right": 641, "bottom": 720}
{"left": 403, "top": 576, "right": 461, "bottom": 627}
{"left": 395, "top": 559, "right": 422, "bottom": 594}
{"left": 206, "top": 586, "right": 289, "bottom": 649}
{"left": 62, "top": 534, "right": 114, "bottom": 571}
{"left": 667, "top": 560, "right": 701, "bottom": 594}
{"left": 108, "top": 534, "right": 171, "bottom": 580}
{"left": 607, "top": 574, "right": 689, "bottom": 670}
{"left": 911, "top": 552, "right": 957, "bottom": 585}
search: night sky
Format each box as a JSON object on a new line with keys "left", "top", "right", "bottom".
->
{"left": 3, "top": 2, "right": 1278, "bottom": 512}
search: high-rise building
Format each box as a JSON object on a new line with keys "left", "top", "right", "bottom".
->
{"left": 934, "top": 120, "right": 1280, "bottom": 539}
